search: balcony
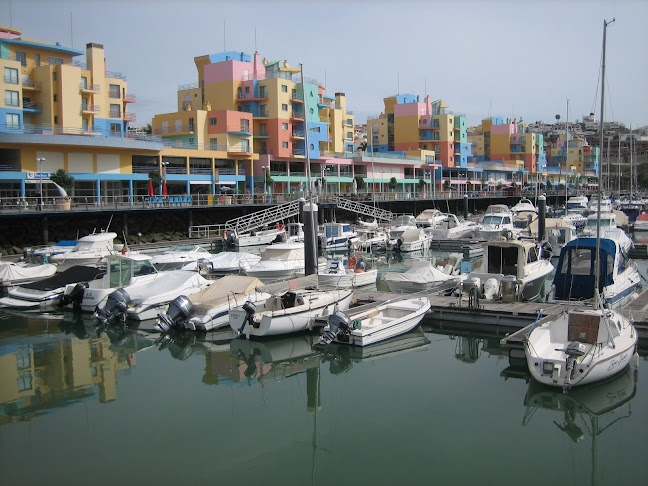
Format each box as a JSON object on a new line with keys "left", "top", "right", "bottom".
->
{"left": 124, "top": 93, "right": 136, "bottom": 103}
{"left": 227, "top": 144, "right": 252, "bottom": 155}
{"left": 21, "top": 79, "right": 41, "bottom": 90}
{"left": 81, "top": 104, "right": 101, "bottom": 114}
{"left": 106, "top": 70, "right": 126, "bottom": 81}
{"left": 178, "top": 82, "right": 199, "bottom": 91}
{"left": 22, "top": 102, "right": 42, "bottom": 112}
{"left": 109, "top": 110, "right": 122, "bottom": 118}
{"left": 292, "top": 148, "right": 305, "bottom": 157}
{"left": 154, "top": 124, "right": 195, "bottom": 135}
{"left": 291, "top": 130, "right": 304, "bottom": 139}
{"left": 124, "top": 112, "right": 136, "bottom": 122}
{"left": 80, "top": 83, "right": 101, "bottom": 93}
{"left": 235, "top": 93, "right": 268, "bottom": 102}
{"left": 291, "top": 111, "right": 304, "bottom": 120}
{"left": 256, "top": 111, "right": 269, "bottom": 118}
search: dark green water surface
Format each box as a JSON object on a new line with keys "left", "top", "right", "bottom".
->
{"left": 1, "top": 308, "right": 646, "bottom": 486}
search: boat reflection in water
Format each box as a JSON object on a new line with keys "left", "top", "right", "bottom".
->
{"left": 0, "top": 311, "right": 150, "bottom": 426}
{"left": 522, "top": 360, "right": 638, "bottom": 483}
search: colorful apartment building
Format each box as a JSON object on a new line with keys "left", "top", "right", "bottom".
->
{"left": 546, "top": 133, "right": 598, "bottom": 178}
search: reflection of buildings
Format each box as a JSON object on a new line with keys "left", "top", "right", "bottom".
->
{"left": 0, "top": 328, "right": 136, "bottom": 425}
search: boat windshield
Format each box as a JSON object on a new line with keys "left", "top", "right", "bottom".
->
{"left": 482, "top": 215, "right": 507, "bottom": 225}
{"left": 587, "top": 218, "right": 613, "bottom": 227}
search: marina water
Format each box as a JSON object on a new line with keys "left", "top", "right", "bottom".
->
{"left": 1, "top": 249, "right": 647, "bottom": 485}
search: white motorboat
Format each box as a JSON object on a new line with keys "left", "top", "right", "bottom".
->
{"left": 318, "top": 296, "right": 431, "bottom": 347}
{"left": 565, "top": 194, "right": 589, "bottom": 210}
{"left": 415, "top": 209, "right": 445, "bottom": 228}
{"left": 542, "top": 218, "right": 578, "bottom": 255}
{"left": 581, "top": 211, "right": 629, "bottom": 238}
{"left": 229, "top": 288, "right": 353, "bottom": 338}
{"left": 387, "top": 214, "right": 417, "bottom": 239}
{"left": 59, "top": 253, "right": 160, "bottom": 313}
{"left": 474, "top": 205, "right": 516, "bottom": 241}
{"left": 563, "top": 208, "right": 587, "bottom": 229}
{"left": 94, "top": 270, "right": 211, "bottom": 322}
{"left": 525, "top": 307, "right": 637, "bottom": 391}
{"left": 0, "top": 261, "right": 57, "bottom": 290}
{"left": 157, "top": 275, "right": 271, "bottom": 332}
{"left": 587, "top": 195, "right": 612, "bottom": 213}
{"left": 318, "top": 222, "right": 359, "bottom": 250}
{"left": 0, "top": 265, "right": 105, "bottom": 310}
{"left": 391, "top": 227, "right": 431, "bottom": 252}
{"left": 191, "top": 251, "right": 261, "bottom": 277}
{"left": 382, "top": 260, "right": 459, "bottom": 294}
{"left": 424, "top": 213, "right": 476, "bottom": 240}
{"left": 149, "top": 244, "right": 212, "bottom": 271}
{"left": 633, "top": 210, "right": 648, "bottom": 231}
{"left": 355, "top": 227, "right": 388, "bottom": 250}
{"left": 318, "top": 259, "right": 378, "bottom": 289}
{"left": 244, "top": 243, "right": 323, "bottom": 282}
{"left": 511, "top": 198, "right": 538, "bottom": 231}
{"left": 549, "top": 237, "right": 641, "bottom": 309}
{"left": 225, "top": 226, "right": 286, "bottom": 248}
{"left": 30, "top": 239, "right": 78, "bottom": 260}
{"left": 49, "top": 231, "right": 120, "bottom": 268}
{"left": 459, "top": 238, "right": 554, "bottom": 302}
{"left": 285, "top": 222, "right": 305, "bottom": 243}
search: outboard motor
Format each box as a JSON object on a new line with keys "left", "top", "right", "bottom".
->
{"left": 226, "top": 232, "right": 237, "bottom": 247}
{"left": 272, "top": 233, "right": 286, "bottom": 244}
{"left": 318, "top": 311, "right": 353, "bottom": 345}
{"left": 157, "top": 295, "right": 194, "bottom": 332}
{"left": 540, "top": 241, "right": 553, "bottom": 260}
{"left": 394, "top": 237, "right": 404, "bottom": 251}
{"left": 59, "top": 282, "right": 88, "bottom": 310}
{"left": 235, "top": 301, "right": 258, "bottom": 335}
{"left": 355, "top": 260, "right": 367, "bottom": 272}
{"left": 94, "top": 288, "right": 130, "bottom": 324}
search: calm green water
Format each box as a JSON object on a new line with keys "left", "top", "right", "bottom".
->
{"left": 1, "top": 308, "right": 646, "bottom": 486}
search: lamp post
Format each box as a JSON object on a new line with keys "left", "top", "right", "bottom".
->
{"left": 379, "top": 169, "right": 386, "bottom": 199}
{"left": 261, "top": 165, "right": 269, "bottom": 199}
{"left": 36, "top": 157, "right": 45, "bottom": 211}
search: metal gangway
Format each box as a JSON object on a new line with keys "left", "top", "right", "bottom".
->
{"left": 335, "top": 198, "right": 395, "bottom": 222}
{"left": 225, "top": 199, "right": 302, "bottom": 233}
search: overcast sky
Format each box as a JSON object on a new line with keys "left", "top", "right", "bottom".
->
{"left": 6, "top": 0, "right": 648, "bottom": 129}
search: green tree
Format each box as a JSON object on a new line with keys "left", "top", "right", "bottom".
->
{"left": 50, "top": 169, "right": 75, "bottom": 195}
{"left": 354, "top": 175, "right": 365, "bottom": 190}
{"left": 388, "top": 177, "right": 398, "bottom": 192}
{"left": 357, "top": 141, "right": 368, "bottom": 152}
{"left": 149, "top": 170, "right": 162, "bottom": 187}
{"left": 417, "top": 178, "right": 427, "bottom": 192}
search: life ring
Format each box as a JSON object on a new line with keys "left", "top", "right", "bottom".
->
{"left": 347, "top": 256, "right": 357, "bottom": 269}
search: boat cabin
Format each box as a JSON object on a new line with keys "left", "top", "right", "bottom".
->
{"left": 479, "top": 240, "right": 543, "bottom": 278}
{"left": 106, "top": 254, "right": 157, "bottom": 288}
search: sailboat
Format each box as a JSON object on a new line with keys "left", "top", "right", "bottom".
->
{"left": 524, "top": 19, "right": 638, "bottom": 392}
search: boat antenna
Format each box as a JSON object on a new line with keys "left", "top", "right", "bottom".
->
{"left": 594, "top": 18, "right": 614, "bottom": 310}
{"left": 105, "top": 214, "right": 114, "bottom": 232}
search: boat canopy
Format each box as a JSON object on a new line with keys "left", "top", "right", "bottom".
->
{"left": 260, "top": 246, "right": 305, "bottom": 261}
{"left": 553, "top": 238, "right": 617, "bottom": 301}
{"left": 189, "top": 275, "right": 264, "bottom": 306}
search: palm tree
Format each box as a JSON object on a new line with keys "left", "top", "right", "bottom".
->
{"left": 357, "top": 141, "right": 368, "bottom": 152}
{"left": 388, "top": 177, "right": 398, "bottom": 192}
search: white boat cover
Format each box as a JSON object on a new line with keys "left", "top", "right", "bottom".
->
{"left": 383, "top": 260, "right": 454, "bottom": 284}
{"left": 124, "top": 271, "right": 209, "bottom": 306}
{"left": 182, "top": 252, "right": 261, "bottom": 271}
{"left": 0, "top": 263, "right": 57, "bottom": 283}
{"left": 188, "top": 275, "right": 264, "bottom": 306}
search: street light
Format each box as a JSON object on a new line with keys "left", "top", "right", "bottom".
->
{"left": 261, "top": 165, "right": 269, "bottom": 199}
{"left": 36, "top": 157, "right": 45, "bottom": 211}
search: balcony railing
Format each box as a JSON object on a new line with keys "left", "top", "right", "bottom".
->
{"left": 124, "top": 112, "right": 136, "bottom": 121}
{"left": 293, "top": 148, "right": 305, "bottom": 156}
{"left": 178, "top": 82, "right": 199, "bottom": 91}
{"left": 109, "top": 111, "right": 122, "bottom": 118}
{"left": 292, "top": 130, "right": 304, "bottom": 138}
{"left": 80, "top": 83, "right": 101, "bottom": 92}
{"left": 21, "top": 78, "right": 41, "bottom": 89}
{"left": 22, "top": 102, "right": 42, "bottom": 111}
{"left": 228, "top": 144, "right": 252, "bottom": 153}
{"left": 291, "top": 111, "right": 304, "bottom": 119}
{"left": 106, "top": 70, "right": 126, "bottom": 80}
{"left": 215, "top": 168, "right": 236, "bottom": 175}
{"left": 0, "top": 123, "right": 163, "bottom": 142}
{"left": 124, "top": 93, "right": 136, "bottom": 102}
{"left": 81, "top": 104, "right": 101, "bottom": 113}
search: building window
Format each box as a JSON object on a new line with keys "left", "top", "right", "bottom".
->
{"left": 15, "top": 51, "right": 26, "bottom": 66}
{"left": 81, "top": 76, "right": 87, "bottom": 89}
{"left": 110, "top": 123, "right": 121, "bottom": 135}
{"left": 109, "top": 84, "right": 120, "bottom": 98}
{"left": 4, "top": 67, "right": 18, "bottom": 84}
{"left": 188, "top": 117, "right": 194, "bottom": 131}
{"left": 310, "top": 144, "right": 314, "bottom": 150}
{"left": 34, "top": 54, "right": 40, "bottom": 67}
{"left": 245, "top": 86, "right": 250, "bottom": 93}
{"left": 82, "top": 97, "right": 88, "bottom": 110}
{"left": 54, "top": 116, "right": 58, "bottom": 124}
{"left": 52, "top": 72, "right": 57, "bottom": 81}
{"left": 282, "top": 123, "right": 288, "bottom": 130}
{"left": 240, "top": 119, "right": 250, "bottom": 132}
{"left": 346, "top": 132, "right": 352, "bottom": 138}
{"left": 260, "top": 105, "right": 267, "bottom": 117}
{"left": 282, "top": 104, "right": 288, "bottom": 111}
{"left": 282, "top": 141, "right": 289, "bottom": 149}
{"left": 259, "top": 86, "right": 266, "bottom": 98}
{"left": 6, "top": 113, "right": 19, "bottom": 128}
{"left": 174, "top": 119, "right": 182, "bottom": 132}
{"left": 209, "top": 117, "right": 217, "bottom": 126}
{"left": 49, "top": 56, "right": 63, "bottom": 65}
{"left": 241, "top": 139, "right": 250, "bottom": 152}
{"left": 17, "top": 374, "right": 32, "bottom": 392}
{"left": 210, "top": 138, "right": 218, "bottom": 150}
{"left": 5, "top": 90, "right": 19, "bottom": 106}
{"left": 110, "top": 104, "right": 121, "bottom": 118}
{"left": 53, "top": 94, "right": 57, "bottom": 102}
{"left": 82, "top": 118, "right": 89, "bottom": 131}
{"left": 281, "top": 85, "right": 288, "bottom": 93}
{"left": 189, "top": 137, "right": 195, "bottom": 143}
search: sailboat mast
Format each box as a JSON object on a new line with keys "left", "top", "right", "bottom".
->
{"left": 595, "top": 18, "right": 614, "bottom": 309}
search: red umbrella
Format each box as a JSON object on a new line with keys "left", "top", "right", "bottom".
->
{"left": 162, "top": 179, "right": 168, "bottom": 196}
{"left": 147, "top": 179, "right": 154, "bottom": 196}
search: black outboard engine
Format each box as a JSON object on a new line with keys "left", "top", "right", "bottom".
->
{"left": 157, "top": 295, "right": 194, "bottom": 332}
{"left": 226, "top": 232, "right": 237, "bottom": 247}
{"left": 355, "top": 260, "right": 367, "bottom": 272}
{"left": 540, "top": 241, "right": 553, "bottom": 260}
{"left": 59, "top": 282, "right": 88, "bottom": 310}
{"left": 94, "top": 288, "right": 130, "bottom": 324}
{"left": 235, "top": 301, "right": 257, "bottom": 335}
{"left": 318, "top": 311, "right": 353, "bottom": 345}
{"left": 272, "top": 232, "right": 286, "bottom": 244}
{"left": 394, "top": 237, "right": 404, "bottom": 251}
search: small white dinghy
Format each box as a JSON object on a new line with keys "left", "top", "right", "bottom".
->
{"left": 229, "top": 288, "right": 353, "bottom": 338}
{"left": 318, "top": 296, "right": 431, "bottom": 347}
{"left": 317, "top": 258, "right": 377, "bottom": 289}
{"left": 525, "top": 307, "right": 637, "bottom": 392}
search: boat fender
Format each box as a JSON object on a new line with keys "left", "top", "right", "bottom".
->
{"left": 347, "top": 256, "right": 357, "bottom": 269}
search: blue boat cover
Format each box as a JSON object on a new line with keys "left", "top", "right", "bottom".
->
{"left": 553, "top": 238, "right": 616, "bottom": 301}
